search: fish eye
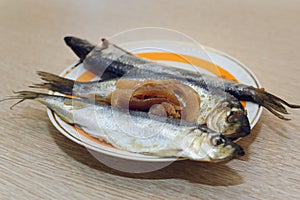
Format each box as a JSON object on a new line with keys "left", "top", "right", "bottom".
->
{"left": 211, "top": 136, "right": 226, "bottom": 146}
{"left": 227, "top": 111, "right": 238, "bottom": 123}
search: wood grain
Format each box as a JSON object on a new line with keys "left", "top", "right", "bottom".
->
{"left": 0, "top": 0, "right": 299, "bottom": 199}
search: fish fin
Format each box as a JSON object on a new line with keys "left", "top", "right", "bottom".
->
{"left": 30, "top": 71, "right": 75, "bottom": 95}
{"left": 100, "top": 38, "right": 109, "bottom": 49}
{"left": 100, "top": 38, "right": 134, "bottom": 56}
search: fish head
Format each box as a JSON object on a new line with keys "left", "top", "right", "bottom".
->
{"left": 185, "top": 127, "right": 245, "bottom": 162}
{"left": 206, "top": 133, "right": 245, "bottom": 162}
{"left": 207, "top": 101, "right": 251, "bottom": 140}
{"left": 225, "top": 102, "right": 251, "bottom": 139}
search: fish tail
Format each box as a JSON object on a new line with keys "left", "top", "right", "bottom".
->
{"left": 266, "top": 92, "right": 300, "bottom": 109}
{"left": 0, "top": 91, "right": 47, "bottom": 110}
{"left": 1, "top": 90, "right": 79, "bottom": 124}
{"left": 249, "top": 87, "right": 300, "bottom": 120}
{"left": 30, "top": 71, "right": 75, "bottom": 95}
{"left": 64, "top": 36, "right": 95, "bottom": 60}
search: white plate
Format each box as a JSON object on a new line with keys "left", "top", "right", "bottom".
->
{"left": 47, "top": 41, "right": 262, "bottom": 162}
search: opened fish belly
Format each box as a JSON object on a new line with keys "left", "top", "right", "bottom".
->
{"left": 32, "top": 71, "right": 250, "bottom": 139}
{"left": 3, "top": 91, "right": 244, "bottom": 162}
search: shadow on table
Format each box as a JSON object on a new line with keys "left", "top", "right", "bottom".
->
{"left": 236, "top": 120, "right": 262, "bottom": 161}
{"left": 48, "top": 121, "right": 255, "bottom": 186}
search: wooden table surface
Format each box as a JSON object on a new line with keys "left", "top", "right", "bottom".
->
{"left": 1, "top": 0, "right": 300, "bottom": 199}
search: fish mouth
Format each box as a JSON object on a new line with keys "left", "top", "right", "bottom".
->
{"left": 233, "top": 143, "right": 245, "bottom": 158}
{"left": 227, "top": 110, "right": 251, "bottom": 140}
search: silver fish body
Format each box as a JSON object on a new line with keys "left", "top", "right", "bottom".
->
{"left": 33, "top": 72, "right": 250, "bottom": 139}
{"left": 5, "top": 91, "right": 244, "bottom": 162}
{"left": 64, "top": 36, "right": 300, "bottom": 120}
